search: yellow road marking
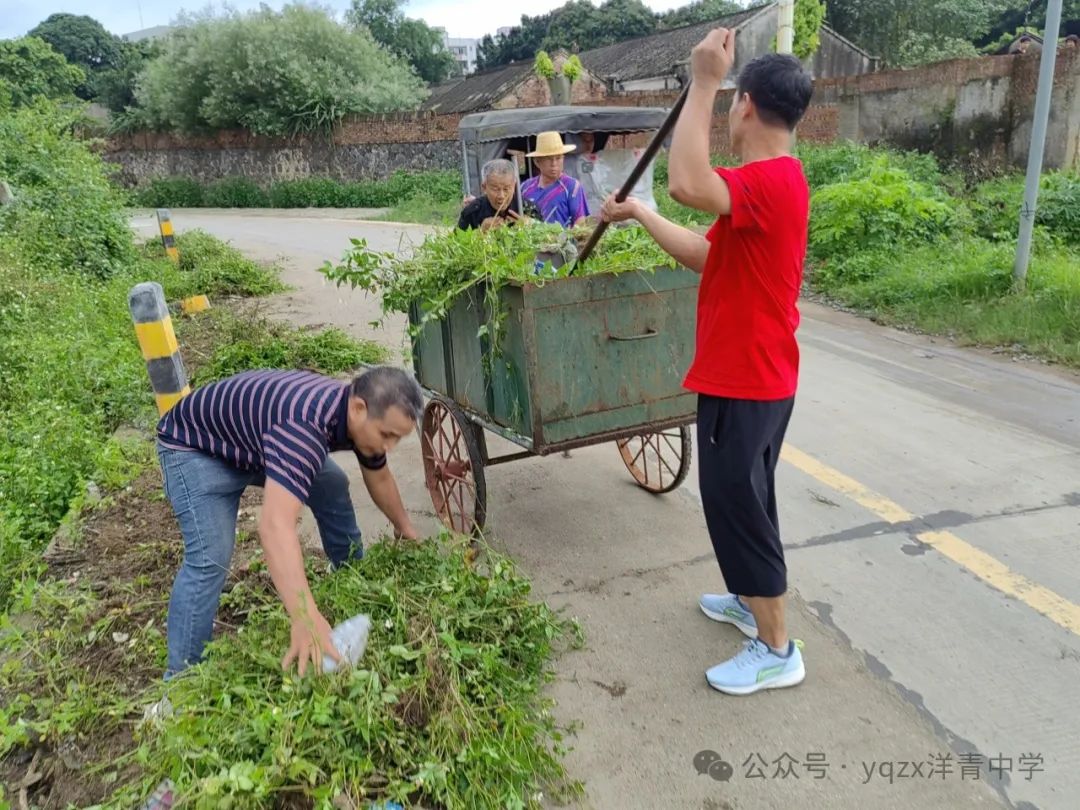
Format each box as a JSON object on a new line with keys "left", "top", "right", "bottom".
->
{"left": 782, "top": 444, "right": 1080, "bottom": 637}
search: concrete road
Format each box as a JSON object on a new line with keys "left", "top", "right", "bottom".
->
{"left": 134, "top": 211, "right": 1080, "bottom": 810}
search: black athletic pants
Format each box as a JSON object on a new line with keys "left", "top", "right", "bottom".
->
{"left": 696, "top": 394, "right": 795, "bottom": 598}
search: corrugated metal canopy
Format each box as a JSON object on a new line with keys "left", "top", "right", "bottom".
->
{"left": 458, "top": 106, "right": 672, "bottom": 143}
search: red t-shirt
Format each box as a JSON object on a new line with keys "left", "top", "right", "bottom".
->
{"left": 682, "top": 156, "right": 809, "bottom": 401}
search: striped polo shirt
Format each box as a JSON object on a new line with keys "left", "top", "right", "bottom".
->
{"left": 521, "top": 174, "right": 589, "bottom": 227}
{"left": 157, "top": 370, "right": 386, "bottom": 503}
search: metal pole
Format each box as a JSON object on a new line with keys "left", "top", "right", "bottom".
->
{"left": 511, "top": 154, "right": 524, "bottom": 216}
{"left": 778, "top": 0, "right": 795, "bottom": 55}
{"left": 1014, "top": 0, "right": 1063, "bottom": 288}
{"left": 460, "top": 140, "right": 471, "bottom": 198}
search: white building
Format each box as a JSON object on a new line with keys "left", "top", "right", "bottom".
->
{"left": 436, "top": 29, "right": 479, "bottom": 76}
{"left": 122, "top": 25, "right": 174, "bottom": 42}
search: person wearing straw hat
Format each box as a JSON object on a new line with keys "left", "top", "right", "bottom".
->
{"left": 521, "top": 131, "right": 590, "bottom": 228}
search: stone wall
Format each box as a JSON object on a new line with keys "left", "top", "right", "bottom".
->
{"left": 106, "top": 113, "right": 464, "bottom": 186}
{"left": 104, "top": 49, "right": 1080, "bottom": 188}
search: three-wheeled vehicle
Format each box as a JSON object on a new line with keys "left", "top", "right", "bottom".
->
{"left": 415, "top": 105, "right": 700, "bottom": 534}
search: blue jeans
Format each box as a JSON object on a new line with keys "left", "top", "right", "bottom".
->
{"left": 157, "top": 443, "right": 363, "bottom": 678}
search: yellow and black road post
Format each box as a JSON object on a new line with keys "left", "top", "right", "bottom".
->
{"left": 156, "top": 208, "right": 180, "bottom": 263}
{"left": 129, "top": 281, "right": 191, "bottom": 416}
{"left": 156, "top": 208, "right": 211, "bottom": 315}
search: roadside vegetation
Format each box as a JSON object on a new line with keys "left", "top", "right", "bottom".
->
{"left": 1, "top": 68, "right": 580, "bottom": 808}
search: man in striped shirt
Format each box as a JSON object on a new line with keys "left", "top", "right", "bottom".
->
{"left": 156, "top": 365, "right": 423, "bottom": 678}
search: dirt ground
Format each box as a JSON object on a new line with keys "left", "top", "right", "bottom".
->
{"left": 0, "top": 456, "right": 272, "bottom": 809}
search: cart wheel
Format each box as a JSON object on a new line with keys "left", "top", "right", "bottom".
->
{"left": 617, "top": 426, "right": 692, "bottom": 494}
{"left": 421, "top": 397, "right": 487, "bottom": 534}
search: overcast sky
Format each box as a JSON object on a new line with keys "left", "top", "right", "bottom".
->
{"left": 1, "top": 0, "right": 702, "bottom": 42}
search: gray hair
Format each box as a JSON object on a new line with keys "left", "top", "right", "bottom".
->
{"left": 350, "top": 365, "right": 424, "bottom": 424}
{"left": 482, "top": 158, "right": 516, "bottom": 182}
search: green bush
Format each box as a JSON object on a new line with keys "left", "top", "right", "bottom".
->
{"left": 814, "top": 236, "right": 1013, "bottom": 295}
{"left": 136, "top": 177, "right": 205, "bottom": 208}
{"left": 203, "top": 177, "right": 270, "bottom": 208}
{"left": 797, "top": 141, "right": 944, "bottom": 189}
{"left": 384, "top": 169, "right": 461, "bottom": 203}
{"left": 1037, "top": 172, "right": 1080, "bottom": 246}
{"left": 0, "top": 36, "right": 84, "bottom": 108}
{"left": 810, "top": 238, "right": 1080, "bottom": 367}
{"left": 0, "top": 242, "right": 283, "bottom": 608}
{"left": 967, "top": 172, "right": 1080, "bottom": 246}
{"left": 809, "top": 160, "right": 957, "bottom": 260}
{"left": 192, "top": 312, "right": 387, "bottom": 385}
{"left": 0, "top": 100, "right": 135, "bottom": 278}
{"left": 268, "top": 177, "right": 346, "bottom": 208}
{"left": 141, "top": 230, "right": 284, "bottom": 297}
{"left": 340, "top": 179, "right": 394, "bottom": 207}
{"left": 1, "top": 538, "right": 581, "bottom": 807}
{"left": 133, "top": 169, "right": 465, "bottom": 210}
{"left": 132, "top": 4, "right": 425, "bottom": 136}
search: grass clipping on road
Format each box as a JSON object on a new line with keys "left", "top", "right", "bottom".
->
{"left": 0, "top": 463, "right": 583, "bottom": 809}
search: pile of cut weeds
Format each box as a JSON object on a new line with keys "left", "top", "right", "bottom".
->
{"left": 0, "top": 457, "right": 263, "bottom": 809}
{"left": 0, "top": 452, "right": 582, "bottom": 809}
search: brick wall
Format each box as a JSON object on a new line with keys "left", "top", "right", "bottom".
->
{"left": 493, "top": 73, "right": 608, "bottom": 109}
{"left": 105, "top": 49, "right": 1080, "bottom": 187}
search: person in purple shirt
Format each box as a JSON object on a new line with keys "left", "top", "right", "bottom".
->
{"left": 522, "top": 131, "right": 590, "bottom": 227}
{"left": 155, "top": 365, "right": 423, "bottom": 678}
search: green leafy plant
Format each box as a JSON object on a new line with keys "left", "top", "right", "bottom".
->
{"left": 135, "top": 177, "right": 205, "bottom": 208}
{"left": 190, "top": 310, "right": 387, "bottom": 385}
{"left": 0, "top": 36, "right": 84, "bottom": 108}
{"left": 793, "top": 0, "right": 827, "bottom": 59}
{"left": 809, "top": 160, "right": 957, "bottom": 260}
{"left": 809, "top": 237, "right": 1080, "bottom": 367}
{"left": 268, "top": 178, "right": 347, "bottom": 208}
{"left": 967, "top": 172, "right": 1080, "bottom": 246}
{"left": 321, "top": 224, "right": 676, "bottom": 338}
{"left": 123, "top": 169, "right": 464, "bottom": 211}
{"left": 141, "top": 230, "right": 284, "bottom": 297}
{"left": 132, "top": 4, "right": 426, "bottom": 137}
{"left": 202, "top": 178, "right": 270, "bottom": 208}
{"left": 533, "top": 50, "right": 556, "bottom": 79}
{"left": 0, "top": 526, "right": 583, "bottom": 807}
{"left": 796, "top": 141, "right": 944, "bottom": 189}
{"left": 562, "top": 54, "right": 583, "bottom": 83}
{"left": 0, "top": 98, "right": 135, "bottom": 278}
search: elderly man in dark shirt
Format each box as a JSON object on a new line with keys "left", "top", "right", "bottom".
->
{"left": 457, "top": 158, "right": 537, "bottom": 231}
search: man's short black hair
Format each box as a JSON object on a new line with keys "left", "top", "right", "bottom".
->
{"left": 350, "top": 366, "right": 423, "bottom": 424}
{"left": 736, "top": 53, "right": 813, "bottom": 131}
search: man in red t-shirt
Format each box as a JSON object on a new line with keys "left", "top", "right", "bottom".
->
{"left": 602, "top": 30, "right": 813, "bottom": 695}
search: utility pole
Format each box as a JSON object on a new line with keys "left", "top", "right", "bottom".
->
{"left": 778, "top": 0, "right": 795, "bottom": 55}
{"left": 1014, "top": 0, "right": 1064, "bottom": 288}
{"left": 778, "top": 1, "right": 797, "bottom": 148}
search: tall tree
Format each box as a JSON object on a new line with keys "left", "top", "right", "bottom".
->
{"left": 348, "top": 0, "right": 457, "bottom": 83}
{"left": 132, "top": 4, "right": 425, "bottom": 136}
{"left": 825, "top": 0, "right": 1016, "bottom": 65}
{"left": 95, "top": 40, "right": 161, "bottom": 113}
{"left": 542, "top": 1, "right": 602, "bottom": 51}
{"left": 0, "top": 37, "right": 84, "bottom": 108}
{"left": 476, "top": 14, "right": 550, "bottom": 70}
{"left": 597, "top": 0, "right": 657, "bottom": 46}
{"left": 28, "top": 13, "right": 122, "bottom": 100}
{"left": 980, "top": 0, "right": 1080, "bottom": 49}
{"left": 658, "top": 0, "right": 742, "bottom": 30}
